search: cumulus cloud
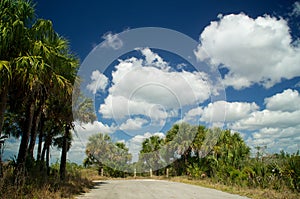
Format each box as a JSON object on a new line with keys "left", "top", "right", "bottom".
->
{"left": 101, "top": 32, "right": 123, "bottom": 50}
{"left": 195, "top": 13, "right": 300, "bottom": 89}
{"left": 139, "top": 48, "right": 170, "bottom": 71}
{"left": 264, "top": 89, "right": 300, "bottom": 112}
{"left": 246, "top": 126, "right": 300, "bottom": 153}
{"left": 181, "top": 107, "right": 203, "bottom": 123}
{"left": 231, "top": 109, "right": 300, "bottom": 130}
{"left": 86, "top": 70, "right": 109, "bottom": 94}
{"left": 230, "top": 89, "right": 300, "bottom": 131}
{"left": 74, "top": 121, "right": 116, "bottom": 137}
{"left": 200, "top": 101, "right": 259, "bottom": 123}
{"left": 225, "top": 89, "right": 300, "bottom": 154}
{"left": 99, "top": 48, "right": 211, "bottom": 124}
{"left": 119, "top": 118, "right": 148, "bottom": 131}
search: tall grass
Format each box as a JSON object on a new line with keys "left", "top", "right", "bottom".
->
{"left": 0, "top": 161, "right": 94, "bottom": 199}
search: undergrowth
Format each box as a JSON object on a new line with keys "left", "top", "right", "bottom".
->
{"left": 0, "top": 162, "right": 94, "bottom": 199}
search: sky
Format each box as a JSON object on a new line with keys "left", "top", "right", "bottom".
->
{"left": 4, "top": 0, "right": 300, "bottom": 165}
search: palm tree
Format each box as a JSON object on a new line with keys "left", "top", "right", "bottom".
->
{"left": 86, "top": 133, "right": 114, "bottom": 171}
{"left": 0, "top": 0, "right": 38, "bottom": 181}
{"left": 139, "top": 135, "right": 164, "bottom": 174}
{"left": 14, "top": 19, "right": 74, "bottom": 176}
{"left": 0, "top": 0, "right": 35, "bottom": 132}
{"left": 171, "top": 123, "right": 197, "bottom": 175}
{"left": 45, "top": 38, "right": 79, "bottom": 181}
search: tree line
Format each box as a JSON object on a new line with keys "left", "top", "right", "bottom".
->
{"left": 86, "top": 123, "right": 300, "bottom": 192}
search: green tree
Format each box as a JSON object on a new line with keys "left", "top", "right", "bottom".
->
{"left": 0, "top": 0, "right": 35, "bottom": 178}
{"left": 139, "top": 135, "right": 164, "bottom": 174}
{"left": 86, "top": 133, "right": 132, "bottom": 177}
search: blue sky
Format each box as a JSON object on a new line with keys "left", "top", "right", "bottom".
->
{"left": 4, "top": 0, "right": 300, "bottom": 164}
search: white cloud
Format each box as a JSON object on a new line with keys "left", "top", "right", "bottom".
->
{"left": 232, "top": 109, "right": 300, "bottom": 130}
{"left": 223, "top": 89, "right": 300, "bottom": 154}
{"left": 119, "top": 118, "right": 148, "bottom": 131}
{"left": 86, "top": 70, "right": 108, "bottom": 94}
{"left": 99, "top": 48, "right": 211, "bottom": 123}
{"left": 200, "top": 101, "right": 259, "bottom": 123}
{"left": 99, "top": 95, "right": 170, "bottom": 122}
{"left": 140, "top": 48, "right": 170, "bottom": 71}
{"left": 246, "top": 126, "right": 300, "bottom": 153}
{"left": 231, "top": 89, "right": 300, "bottom": 130}
{"left": 181, "top": 107, "right": 203, "bottom": 123}
{"left": 195, "top": 13, "right": 300, "bottom": 89}
{"left": 74, "top": 121, "right": 116, "bottom": 136}
{"left": 264, "top": 89, "right": 300, "bottom": 112}
{"left": 101, "top": 32, "right": 123, "bottom": 50}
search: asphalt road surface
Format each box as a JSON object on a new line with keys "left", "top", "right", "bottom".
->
{"left": 76, "top": 179, "right": 250, "bottom": 199}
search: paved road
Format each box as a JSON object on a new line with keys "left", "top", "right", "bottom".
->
{"left": 76, "top": 179, "right": 249, "bottom": 199}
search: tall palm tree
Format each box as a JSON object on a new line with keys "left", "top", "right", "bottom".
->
{"left": 0, "top": 0, "right": 35, "bottom": 180}
{"left": 14, "top": 19, "right": 72, "bottom": 174}
{"left": 0, "top": 0, "right": 35, "bottom": 132}
{"left": 40, "top": 36, "right": 79, "bottom": 181}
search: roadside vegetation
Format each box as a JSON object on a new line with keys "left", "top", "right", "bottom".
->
{"left": 85, "top": 124, "right": 300, "bottom": 199}
{"left": 0, "top": 161, "right": 95, "bottom": 199}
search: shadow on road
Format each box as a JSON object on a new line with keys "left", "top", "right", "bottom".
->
{"left": 77, "top": 181, "right": 109, "bottom": 198}
{"left": 90, "top": 181, "right": 109, "bottom": 189}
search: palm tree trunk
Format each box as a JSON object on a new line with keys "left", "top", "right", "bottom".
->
{"left": 28, "top": 105, "right": 42, "bottom": 159}
{"left": 46, "top": 144, "right": 50, "bottom": 176}
{"left": 40, "top": 132, "right": 51, "bottom": 172}
{"left": 36, "top": 115, "right": 44, "bottom": 161}
{"left": 60, "top": 124, "right": 70, "bottom": 181}
{"left": 16, "top": 100, "right": 35, "bottom": 173}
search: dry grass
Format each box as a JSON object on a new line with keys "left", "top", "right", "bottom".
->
{"left": 0, "top": 167, "right": 95, "bottom": 199}
{"left": 169, "top": 176, "right": 300, "bottom": 199}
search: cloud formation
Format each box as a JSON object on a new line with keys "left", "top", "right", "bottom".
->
{"left": 99, "top": 48, "right": 211, "bottom": 126}
{"left": 101, "top": 32, "right": 123, "bottom": 50}
{"left": 86, "top": 70, "right": 108, "bottom": 94}
{"left": 189, "top": 89, "right": 300, "bottom": 154}
{"left": 119, "top": 118, "right": 148, "bottom": 131}
{"left": 195, "top": 13, "right": 300, "bottom": 89}
{"left": 201, "top": 101, "right": 259, "bottom": 123}
{"left": 264, "top": 89, "right": 300, "bottom": 112}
